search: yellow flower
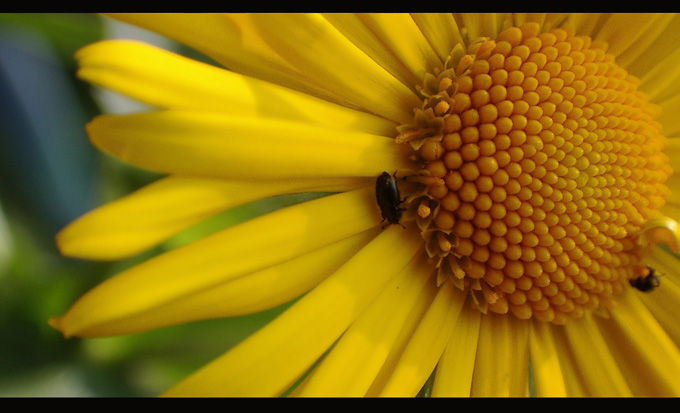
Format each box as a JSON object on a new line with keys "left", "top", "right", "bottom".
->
{"left": 50, "top": 13, "right": 680, "bottom": 396}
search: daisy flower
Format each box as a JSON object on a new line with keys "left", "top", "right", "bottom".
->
{"left": 50, "top": 13, "right": 680, "bottom": 397}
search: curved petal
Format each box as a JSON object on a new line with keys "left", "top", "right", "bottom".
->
{"left": 76, "top": 40, "right": 397, "bottom": 136}
{"left": 638, "top": 216, "right": 680, "bottom": 254}
{"left": 471, "top": 314, "right": 529, "bottom": 397}
{"left": 162, "top": 225, "right": 424, "bottom": 397}
{"left": 377, "top": 281, "right": 465, "bottom": 397}
{"left": 431, "top": 306, "right": 481, "bottom": 397}
{"left": 529, "top": 320, "right": 567, "bottom": 397}
{"left": 294, "top": 252, "right": 434, "bottom": 397}
{"left": 49, "top": 187, "right": 383, "bottom": 338}
{"left": 86, "top": 110, "right": 415, "bottom": 180}
{"left": 57, "top": 175, "right": 371, "bottom": 260}
{"left": 595, "top": 290, "right": 680, "bottom": 396}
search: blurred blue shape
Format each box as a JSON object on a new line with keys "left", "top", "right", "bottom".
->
{"left": 0, "top": 22, "right": 97, "bottom": 234}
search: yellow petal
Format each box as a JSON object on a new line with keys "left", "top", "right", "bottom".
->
{"left": 324, "top": 14, "right": 422, "bottom": 91}
{"left": 512, "top": 13, "right": 570, "bottom": 32}
{"left": 63, "top": 230, "right": 378, "bottom": 337}
{"left": 640, "top": 246, "right": 680, "bottom": 346}
{"left": 377, "top": 281, "right": 465, "bottom": 397}
{"left": 661, "top": 173, "right": 680, "bottom": 222}
{"left": 657, "top": 94, "right": 680, "bottom": 138}
{"left": 162, "top": 225, "right": 423, "bottom": 397}
{"left": 595, "top": 289, "right": 680, "bottom": 396}
{"left": 471, "top": 314, "right": 529, "bottom": 397}
{"left": 638, "top": 215, "right": 680, "bottom": 254}
{"left": 637, "top": 36, "right": 680, "bottom": 102}
{"left": 562, "top": 314, "right": 633, "bottom": 396}
{"left": 112, "top": 13, "right": 422, "bottom": 122}
{"left": 593, "top": 14, "right": 670, "bottom": 68}
{"left": 549, "top": 326, "right": 587, "bottom": 396}
{"left": 240, "top": 13, "right": 421, "bottom": 123}
{"left": 410, "top": 13, "right": 465, "bottom": 63}
{"left": 351, "top": 14, "right": 442, "bottom": 84}
{"left": 561, "top": 13, "right": 606, "bottom": 38}
{"left": 529, "top": 320, "right": 567, "bottom": 397}
{"left": 454, "top": 13, "right": 507, "bottom": 40}
{"left": 294, "top": 252, "right": 434, "bottom": 397}
{"left": 57, "top": 175, "right": 370, "bottom": 260}
{"left": 616, "top": 14, "right": 680, "bottom": 78}
{"left": 49, "top": 187, "right": 383, "bottom": 338}
{"left": 86, "top": 110, "right": 414, "bottom": 180}
{"left": 106, "top": 13, "right": 335, "bottom": 105}
{"left": 76, "top": 40, "right": 397, "bottom": 136}
{"left": 431, "top": 305, "right": 481, "bottom": 397}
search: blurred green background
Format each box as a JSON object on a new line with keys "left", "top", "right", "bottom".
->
{"left": 0, "top": 13, "right": 313, "bottom": 397}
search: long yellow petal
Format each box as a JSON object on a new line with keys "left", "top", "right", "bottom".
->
{"left": 471, "top": 314, "right": 529, "bottom": 397}
{"left": 455, "top": 13, "right": 511, "bottom": 41}
{"left": 560, "top": 13, "right": 606, "bottom": 38}
{"left": 410, "top": 13, "right": 465, "bottom": 63}
{"left": 62, "top": 229, "right": 378, "bottom": 337}
{"left": 86, "top": 111, "right": 414, "bottom": 180}
{"left": 617, "top": 14, "right": 680, "bottom": 79}
{"left": 57, "top": 175, "right": 370, "bottom": 260}
{"left": 637, "top": 37, "right": 680, "bottom": 103}
{"left": 162, "top": 225, "right": 423, "bottom": 397}
{"left": 324, "top": 14, "right": 422, "bottom": 91}
{"left": 355, "top": 14, "right": 442, "bottom": 83}
{"left": 49, "top": 187, "right": 382, "bottom": 338}
{"left": 294, "top": 251, "right": 433, "bottom": 397}
{"left": 106, "top": 13, "right": 342, "bottom": 108}
{"left": 529, "top": 320, "right": 567, "bottom": 397}
{"left": 549, "top": 326, "right": 587, "bottom": 396}
{"left": 363, "top": 273, "right": 439, "bottom": 396}
{"left": 593, "top": 14, "right": 669, "bottom": 67}
{"left": 512, "top": 13, "right": 570, "bottom": 32}
{"left": 657, "top": 94, "right": 680, "bottom": 138}
{"left": 76, "top": 40, "right": 397, "bottom": 136}
{"left": 562, "top": 314, "right": 633, "bottom": 396}
{"left": 595, "top": 290, "right": 680, "bottom": 396}
{"left": 378, "top": 281, "right": 465, "bottom": 397}
{"left": 241, "top": 13, "right": 421, "bottom": 124}
{"left": 431, "top": 306, "right": 481, "bottom": 397}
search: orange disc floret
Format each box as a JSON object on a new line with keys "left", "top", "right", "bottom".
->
{"left": 399, "top": 22, "right": 671, "bottom": 323}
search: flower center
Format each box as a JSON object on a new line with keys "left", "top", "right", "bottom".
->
{"left": 397, "top": 23, "right": 671, "bottom": 323}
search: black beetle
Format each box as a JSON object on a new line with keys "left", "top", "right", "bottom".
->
{"left": 630, "top": 265, "right": 661, "bottom": 292}
{"left": 375, "top": 171, "right": 405, "bottom": 229}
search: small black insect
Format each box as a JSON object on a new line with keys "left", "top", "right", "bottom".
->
{"left": 375, "top": 171, "right": 405, "bottom": 229}
{"left": 630, "top": 265, "right": 661, "bottom": 293}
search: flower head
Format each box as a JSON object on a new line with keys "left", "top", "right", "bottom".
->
{"left": 51, "top": 13, "right": 680, "bottom": 396}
